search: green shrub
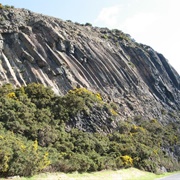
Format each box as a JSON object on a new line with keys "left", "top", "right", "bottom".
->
{"left": 0, "top": 129, "right": 50, "bottom": 177}
{"left": 4, "top": 5, "right": 11, "bottom": 9}
{"left": 0, "top": 83, "right": 179, "bottom": 176}
{"left": 85, "top": 23, "right": 92, "bottom": 26}
{"left": 24, "top": 83, "right": 55, "bottom": 108}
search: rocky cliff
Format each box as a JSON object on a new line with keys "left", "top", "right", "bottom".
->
{"left": 0, "top": 7, "right": 179, "bottom": 124}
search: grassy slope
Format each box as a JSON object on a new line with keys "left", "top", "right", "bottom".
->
{"left": 3, "top": 168, "right": 179, "bottom": 180}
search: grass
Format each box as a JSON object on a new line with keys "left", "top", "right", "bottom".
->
{"left": 1, "top": 168, "right": 179, "bottom": 180}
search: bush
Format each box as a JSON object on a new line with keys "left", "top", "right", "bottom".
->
{"left": 0, "top": 83, "right": 179, "bottom": 176}
{"left": 24, "top": 83, "right": 55, "bottom": 108}
{"left": 0, "top": 129, "right": 50, "bottom": 177}
{"left": 121, "top": 155, "right": 133, "bottom": 167}
{"left": 52, "top": 87, "right": 103, "bottom": 122}
{"left": 85, "top": 23, "right": 92, "bottom": 26}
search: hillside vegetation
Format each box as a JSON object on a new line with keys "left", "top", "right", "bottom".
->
{"left": 0, "top": 83, "right": 180, "bottom": 178}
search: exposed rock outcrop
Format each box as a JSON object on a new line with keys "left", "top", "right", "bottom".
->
{"left": 0, "top": 7, "right": 179, "bottom": 125}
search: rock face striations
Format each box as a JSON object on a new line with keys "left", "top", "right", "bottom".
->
{"left": 0, "top": 7, "right": 179, "bottom": 124}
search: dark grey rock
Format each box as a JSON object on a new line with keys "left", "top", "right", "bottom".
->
{"left": 0, "top": 7, "right": 179, "bottom": 128}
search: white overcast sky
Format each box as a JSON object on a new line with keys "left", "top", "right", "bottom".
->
{"left": 1, "top": 0, "right": 180, "bottom": 74}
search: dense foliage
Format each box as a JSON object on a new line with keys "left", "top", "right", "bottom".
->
{"left": 0, "top": 83, "right": 179, "bottom": 177}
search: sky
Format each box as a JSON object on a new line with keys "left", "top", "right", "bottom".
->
{"left": 1, "top": 0, "right": 180, "bottom": 74}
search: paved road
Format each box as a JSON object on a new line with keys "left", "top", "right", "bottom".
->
{"left": 158, "top": 173, "right": 180, "bottom": 180}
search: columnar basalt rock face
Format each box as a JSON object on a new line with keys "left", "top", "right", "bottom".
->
{"left": 0, "top": 7, "right": 179, "bottom": 124}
